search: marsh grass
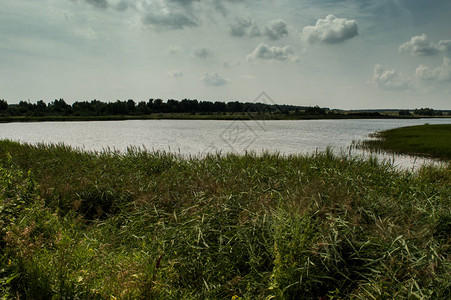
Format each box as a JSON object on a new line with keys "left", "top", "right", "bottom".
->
{"left": 0, "top": 140, "right": 450, "bottom": 299}
{"left": 361, "top": 124, "right": 451, "bottom": 160}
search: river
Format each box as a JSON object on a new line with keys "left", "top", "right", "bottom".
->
{"left": 1, "top": 118, "right": 450, "bottom": 169}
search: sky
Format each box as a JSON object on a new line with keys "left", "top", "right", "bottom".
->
{"left": 1, "top": 0, "right": 450, "bottom": 109}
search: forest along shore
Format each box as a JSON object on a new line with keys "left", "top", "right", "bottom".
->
{"left": 1, "top": 98, "right": 449, "bottom": 122}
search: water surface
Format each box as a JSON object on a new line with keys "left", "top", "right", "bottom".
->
{"left": 1, "top": 118, "right": 450, "bottom": 169}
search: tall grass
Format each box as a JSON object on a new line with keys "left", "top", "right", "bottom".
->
{"left": 1, "top": 140, "right": 450, "bottom": 299}
{"left": 361, "top": 124, "right": 451, "bottom": 160}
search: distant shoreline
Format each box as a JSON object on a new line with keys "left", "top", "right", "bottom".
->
{"left": 2, "top": 113, "right": 448, "bottom": 123}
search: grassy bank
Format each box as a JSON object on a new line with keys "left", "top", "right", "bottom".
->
{"left": 361, "top": 124, "right": 451, "bottom": 160}
{"left": 1, "top": 140, "right": 450, "bottom": 299}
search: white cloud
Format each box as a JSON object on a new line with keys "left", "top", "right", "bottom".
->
{"left": 398, "top": 34, "right": 451, "bottom": 56}
{"left": 138, "top": 0, "right": 199, "bottom": 30}
{"left": 302, "top": 14, "right": 358, "bottom": 44}
{"left": 438, "top": 40, "right": 451, "bottom": 53}
{"left": 229, "top": 17, "right": 260, "bottom": 38}
{"left": 202, "top": 72, "right": 228, "bottom": 86}
{"left": 247, "top": 43, "right": 299, "bottom": 62}
{"left": 230, "top": 18, "right": 288, "bottom": 40}
{"left": 416, "top": 57, "right": 451, "bottom": 81}
{"left": 371, "top": 64, "right": 411, "bottom": 91}
{"left": 264, "top": 19, "right": 288, "bottom": 40}
{"left": 120, "top": 0, "right": 254, "bottom": 31}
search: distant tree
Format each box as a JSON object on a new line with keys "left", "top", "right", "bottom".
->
{"left": 136, "top": 101, "right": 150, "bottom": 114}
{"left": 126, "top": 99, "right": 136, "bottom": 114}
{"left": 180, "top": 99, "right": 199, "bottom": 113}
{"left": 398, "top": 110, "right": 411, "bottom": 116}
{"left": 110, "top": 100, "right": 127, "bottom": 115}
{"left": 199, "top": 101, "right": 215, "bottom": 113}
{"left": 305, "top": 106, "right": 326, "bottom": 115}
{"left": 414, "top": 108, "right": 443, "bottom": 116}
{"left": 213, "top": 101, "right": 227, "bottom": 113}
{"left": 73, "top": 101, "right": 96, "bottom": 116}
{"left": 153, "top": 99, "right": 163, "bottom": 113}
{"left": 147, "top": 99, "right": 154, "bottom": 112}
{"left": 227, "top": 101, "right": 244, "bottom": 113}
{"left": 49, "top": 99, "right": 71, "bottom": 115}
{"left": 167, "top": 99, "right": 180, "bottom": 113}
{"left": 0, "top": 99, "right": 7, "bottom": 111}
{"left": 18, "top": 101, "right": 32, "bottom": 115}
{"left": 244, "top": 102, "right": 259, "bottom": 113}
{"left": 31, "top": 100, "right": 48, "bottom": 116}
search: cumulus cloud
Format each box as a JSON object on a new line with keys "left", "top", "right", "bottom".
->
{"left": 302, "top": 14, "right": 358, "bottom": 44}
{"left": 138, "top": 0, "right": 200, "bottom": 30}
{"left": 230, "top": 17, "right": 260, "bottom": 38}
{"left": 202, "top": 72, "right": 228, "bottom": 86}
{"left": 230, "top": 18, "right": 288, "bottom": 40}
{"left": 192, "top": 48, "right": 210, "bottom": 59}
{"left": 416, "top": 57, "right": 451, "bottom": 81}
{"left": 439, "top": 40, "right": 451, "bottom": 53}
{"left": 264, "top": 19, "right": 288, "bottom": 40}
{"left": 247, "top": 43, "right": 299, "bottom": 62}
{"left": 75, "top": 0, "right": 252, "bottom": 31}
{"left": 371, "top": 65, "right": 411, "bottom": 91}
{"left": 399, "top": 34, "right": 451, "bottom": 56}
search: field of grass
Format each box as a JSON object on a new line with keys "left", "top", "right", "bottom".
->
{"left": 1, "top": 140, "right": 450, "bottom": 299}
{"left": 361, "top": 124, "right": 451, "bottom": 160}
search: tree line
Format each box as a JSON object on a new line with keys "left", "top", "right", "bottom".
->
{"left": 0, "top": 98, "right": 317, "bottom": 117}
{"left": 0, "top": 98, "right": 447, "bottom": 118}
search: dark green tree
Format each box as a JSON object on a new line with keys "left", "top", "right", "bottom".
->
{"left": 0, "top": 99, "right": 7, "bottom": 111}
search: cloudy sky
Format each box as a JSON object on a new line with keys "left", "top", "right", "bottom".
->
{"left": 1, "top": 0, "right": 450, "bottom": 109}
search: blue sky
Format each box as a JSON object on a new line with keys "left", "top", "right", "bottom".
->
{"left": 1, "top": 0, "right": 450, "bottom": 109}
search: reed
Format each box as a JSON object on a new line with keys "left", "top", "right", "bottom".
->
{"left": 1, "top": 140, "right": 450, "bottom": 299}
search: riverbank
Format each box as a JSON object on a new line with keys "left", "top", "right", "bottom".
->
{"left": 1, "top": 140, "right": 450, "bottom": 299}
{"left": 0, "top": 112, "right": 435, "bottom": 123}
{"left": 361, "top": 124, "right": 451, "bottom": 160}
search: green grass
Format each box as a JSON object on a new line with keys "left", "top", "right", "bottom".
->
{"left": 1, "top": 140, "right": 450, "bottom": 299}
{"left": 362, "top": 124, "right": 451, "bottom": 160}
